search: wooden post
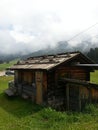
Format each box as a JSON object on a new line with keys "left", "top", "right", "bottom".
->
{"left": 66, "top": 84, "right": 69, "bottom": 110}
{"left": 35, "top": 71, "right": 43, "bottom": 104}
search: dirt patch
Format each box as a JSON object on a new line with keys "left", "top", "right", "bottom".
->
{"left": 0, "top": 71, "right": 5, "bottom": 76}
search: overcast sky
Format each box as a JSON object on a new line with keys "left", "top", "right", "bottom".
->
{"left": 0, "top": 0, "right": 98, "bottom": 54}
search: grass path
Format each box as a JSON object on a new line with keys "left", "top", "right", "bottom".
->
{"left": 0, "top": 71, "right": 5, "bottom": 76}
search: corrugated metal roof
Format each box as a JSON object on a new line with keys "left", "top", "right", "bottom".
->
{"left": 9, "top": 52, "right": 85, "bottom": 70}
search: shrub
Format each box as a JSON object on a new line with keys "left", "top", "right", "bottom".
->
{"left": 39, "top": 107, "right": 67, "bottom": 122}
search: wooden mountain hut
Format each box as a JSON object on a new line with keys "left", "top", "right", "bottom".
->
{"left": 5, "top": 51, "right": 98, "bottom": 111}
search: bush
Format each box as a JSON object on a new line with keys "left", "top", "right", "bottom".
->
{"left": 39, "top": 107, "right": 67, "bottom": 122}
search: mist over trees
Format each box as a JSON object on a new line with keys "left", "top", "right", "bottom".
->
{"left": 22, "top": 41, "right": 98, "bottom": 63}
{"left": 0, "top": 40, "right": 98, "bottom": 63}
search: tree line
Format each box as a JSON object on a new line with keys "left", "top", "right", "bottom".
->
{"left": 86, "top": 48, "right": 98, "bottom": 63}
{"left": 0, "top": 45, "right": 98, "bottom": 64}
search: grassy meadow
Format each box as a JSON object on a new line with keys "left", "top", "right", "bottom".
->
{"left": 0, "top": 60, "right": 18, "bottom": 71}
{"left": 90, "top": 70, "right": 98, "bottom": 84}
{"left": 0, "top": 70, "right": 98, "bottom": 129}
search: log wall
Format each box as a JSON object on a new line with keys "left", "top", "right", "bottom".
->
{"left": 47, "top": 71, "right": 55, "bottom": 104}
{"left": 47, "top": 71, "right": 66, "bottom": 110}
{"left": 80, "top": 86, "right": 90, "bottom": 109}
{"left": 56, "top": 66, "right": 89, "bottom": 81}
{"left": 43, "top": 72, "right": 47, "bottom": 102}
{"left": 14, "top": 70, "right": 48, "bottom": 104}
{"left": 14, "top": 65, "right": 98, "bottom": 111}
{"left": 15, "top": 70, "right": 35, "bottom": 84}
{"left": 91, "top": 88, "right": 98, "bottom": 103}
{"left": 35, "top": 71, "right": 43, "bottom": 104}
{"left": 46, "top": 65, "right": 91, "bottom": 110}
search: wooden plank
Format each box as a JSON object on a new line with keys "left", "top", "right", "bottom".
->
{"left": 35, "top": 71, "right": 43, "bottom": 104}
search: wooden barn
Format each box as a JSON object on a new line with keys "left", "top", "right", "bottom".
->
{"left": 6, "top": 52, "right": 98, "bottom": 111}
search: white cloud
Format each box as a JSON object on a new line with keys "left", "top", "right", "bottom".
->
{"left": 10, "top": 31, "right": 35, "bottom": 43}
{"left": 0, "top": 0, "right": 98, "bottom": 54}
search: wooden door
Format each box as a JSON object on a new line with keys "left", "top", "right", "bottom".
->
{"left": 69, "top": 85, "right": 79, "bottom": 111}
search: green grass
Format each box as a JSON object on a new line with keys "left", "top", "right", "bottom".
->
{"left": 0, "top": 71, "right": 98, "bottom": 130}
{"left": 0, "top": 60, "right": 18, "bottom": 71}
{"left": 90, "top": 70, "right": 98, "bottom": 84}
{"left": 0, "top": 75, "right": 98, "bottom": 130}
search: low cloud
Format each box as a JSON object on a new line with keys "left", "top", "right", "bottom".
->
{"left": 0, "top": 0, "right": 98, "bottom": 55}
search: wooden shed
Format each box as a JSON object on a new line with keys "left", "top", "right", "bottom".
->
{"left": 6, "top": 51, "right": 98, "bottom": 111}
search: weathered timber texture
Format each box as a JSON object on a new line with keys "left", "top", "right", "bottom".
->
{"left": 57, "top": 66, "right": 89, "bottom": 80}
{"left": 59, "top": 78, "right": 98, "bottom": 111}
{"left": 6, "top": 52, "right": 98, "bottom": 111}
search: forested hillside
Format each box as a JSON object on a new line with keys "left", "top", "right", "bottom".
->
{"left": 0, "top": 41, "right": 98, "bottom": 63}
{"left": 87, "top": 48, "right": 98, "bottom": 63}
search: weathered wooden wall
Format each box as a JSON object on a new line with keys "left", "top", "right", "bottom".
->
{"left": 35, "top": 71, "right": 43, "bottom": 104}
{"left": 14, "top": 70, "right": 35, "bottom": 100}
{"left": 15, "top": 70, "right": 35, "bottom": 84}
{"left": 47, "top": 70, "right": 66, "bottom": 110}
{"left": 66, "top": 84, "right": 80, "bottom": 111}
{"left": 56, "top": 66, "right": 90, "bottom": 81}
{"left": 47, "top": 71, "right": 55, "bottom": 105}
{"left": 13, "top": 64, "right": 98, "bottom": 111}
{"left": 60, "top": 82, "right": 98, "bottom": 111}
{"left": 46, "top": 64, "right": 98, "bottom": 111}
{"left": 42, "top": 72, "right": 47, "bottom": 102}
{"left": 14, "top": 70, "right": 48, "bottom": 104}
{"left": 46, "top": 65, "right": 91, "bottom": 110}
{"left": 91, "top": 88, "right": 98, "bottom": 103}
{"left": 80, "top": 86, "right": 90, "bottom": 110}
